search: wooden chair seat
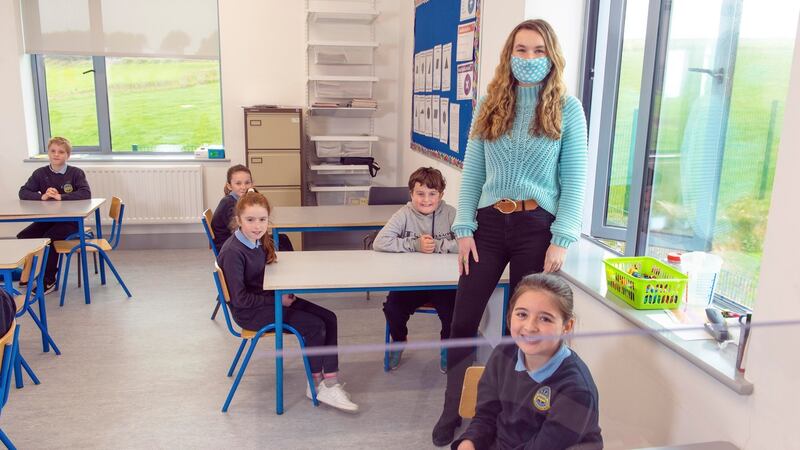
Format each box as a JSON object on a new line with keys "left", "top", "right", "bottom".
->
{"left": 13, "top": 295, "right": 24, "bottom": 314}
{"left": 459, "top": 366, "right": 485, "bottom": 419}
{"left": 240, "top": 329, "right": 276, "bottom": 339}
{"left": 54, "top": 239, "right": 112, "bottom": 254}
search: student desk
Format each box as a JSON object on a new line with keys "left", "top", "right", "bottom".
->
{"left": 0, "top": 238, "right": 53, "bottom": 352}
{"left": 0, "top": 198, "right": 106, "bottom": 304}
{"left": 270, "top": 204, "right": 399, "bottom": 246}
{"left": 263, "top": 250, "right": 511, "bottom": 414}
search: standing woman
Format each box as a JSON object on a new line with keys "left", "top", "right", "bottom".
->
{"left": 433, "top": 19, "right": 588, "bottom": 446}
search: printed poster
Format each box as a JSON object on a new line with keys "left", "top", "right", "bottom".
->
{"left": 457, "top": 62, "right": 475, "bottom": 100}
{"left": 433, "top": 45, "right": 443, "bottom": 91}
{"left": 449, "top": 102, "right": 460, "bottom": 152}
{"left": 432, "top": 95, "right": 441, "bottom": 138}
{"left": 441, "top": 43, "right": 452, "bottom": 91}
{"left": 456, "top": 22, "right": 476, "bottom": 62}
{"left": 439, "top": 97, "right": 449, "bottom": 144}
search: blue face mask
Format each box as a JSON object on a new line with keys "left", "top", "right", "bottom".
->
{"left": 510, "top": 56, "right": 552, "bottom": 84}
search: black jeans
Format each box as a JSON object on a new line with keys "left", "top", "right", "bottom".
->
{"left": 440, "top": 205, "right": 554, "bottom": 423}
{"left": 17, "top": 221, "right": 79, "bottom": 284}
{"left": 234, "top": 297, "right": 339, "bottom": 374}
{"left": 383, "top": 289, "right": 457, "bottom": 342}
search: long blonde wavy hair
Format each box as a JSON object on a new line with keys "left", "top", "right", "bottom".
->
{"left": 471, "top": 19, "right": 567, "bottom": 141}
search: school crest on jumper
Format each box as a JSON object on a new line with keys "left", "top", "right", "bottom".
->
{"left": 63, "top": 183, "right": 74, "bottom": 193}
{"left": 533, "top": 386, "right": 551, "bottom": 411}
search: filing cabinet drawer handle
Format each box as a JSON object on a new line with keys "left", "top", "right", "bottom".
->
{"left": 251, "top": 157, "right": 263, "bottom": 164}
{"left": 249, "top": 119, "right": 262, "bottom": 126}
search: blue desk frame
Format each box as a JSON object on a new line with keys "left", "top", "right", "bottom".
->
{"left": 271, "top": 282, "right": 510, "bottom": 415}
{"left": 271, "top": 225, "right": 383, "bottom": 248}
{"left": 0, "top": 209, "right": 105, "bottom": 305}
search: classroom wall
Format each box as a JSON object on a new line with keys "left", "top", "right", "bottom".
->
{"left": 0, "top": 0, "right": 407, "bottom": 240}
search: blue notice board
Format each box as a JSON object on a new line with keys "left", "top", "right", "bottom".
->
{"left": 410, "top": 0, "right": 481, "bottom": 168}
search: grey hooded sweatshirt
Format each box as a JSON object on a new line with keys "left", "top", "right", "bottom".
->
{"left": 373, "top": 200, "right": 458, "bottom": 253}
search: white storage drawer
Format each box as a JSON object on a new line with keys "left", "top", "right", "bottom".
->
{"left": 310, "top": 76, "right": 377, "bottom": 99}
{"left": 310, "top": 42, "right": 377, "bottom": 65}
{"left": 309, "top": 184, "right": 370, "bottom": 206}
{"left": 312, "top": 136, "right": 376, "bottom": 159}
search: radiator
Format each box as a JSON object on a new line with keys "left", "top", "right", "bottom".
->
{"left": 82, "top": 165, "right": 204, "bottom": 224}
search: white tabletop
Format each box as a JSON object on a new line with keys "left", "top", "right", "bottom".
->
{"left": 0, "top": 238, "right": 51, "bottom": 269}
{"left": 271, "top": 204, "right": 399, "bottom": 229}
{"left": 0, "top": 198, "right": 106, "bottom": 220}
{"left": 264, "top": 250, "right": 510, "bottom": 291}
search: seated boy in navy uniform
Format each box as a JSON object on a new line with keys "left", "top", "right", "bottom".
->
{"left": 17, "top": 137, "right": 91, "bottom": 293}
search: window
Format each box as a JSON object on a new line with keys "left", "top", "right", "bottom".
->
{"left": 589, "top": 0, "right": 799, "bottom": 309}
{"left": 33, "top": 55, "right": 222, "bottom": 153}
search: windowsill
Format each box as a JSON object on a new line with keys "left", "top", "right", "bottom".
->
{"left": 24, "top": 154, "right": 230, "bottom": 163}
{"left": 561, "top": 237, "right": 754, "bottom": 395}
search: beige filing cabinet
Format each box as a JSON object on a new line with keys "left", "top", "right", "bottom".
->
{"left": 244, "top": 106, "right": 303, "bottom": 249}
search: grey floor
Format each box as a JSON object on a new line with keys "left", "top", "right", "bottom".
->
{"left": 4, "top": 249, "right": 454, "bottom": 449}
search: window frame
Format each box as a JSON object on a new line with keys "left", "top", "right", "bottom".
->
{"left": 31, "top": 54, "right": 220, "bottom": 155}
{"left": 586, "top": 0, "right": 753, "bottom": 313}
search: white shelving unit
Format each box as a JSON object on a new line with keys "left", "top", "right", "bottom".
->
{"left": 305, "top": 0, "right": 379, "bottom": 206}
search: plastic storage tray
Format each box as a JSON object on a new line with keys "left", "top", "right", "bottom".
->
{"left": 309, "top": 184, "right": 370, "bottom": 205}
{"left": 603, "top": 256, "right": 688, "bottom": 310}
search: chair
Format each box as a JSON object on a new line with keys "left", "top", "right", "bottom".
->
{"left": 383, "top": 303, "right": 440, "bottom": 372}
{"left": 54, "top": 197, "right": 132, "bottom": 306}
{"left": 0, "top": 322, "right": 21, "bottom": 449}
{"left": 15, "top": 247, "right": 60, "bottom": 356}
{"left": 458, "top": 366, "right": 485, "bottom": 419}
{"left": 212, "top": 263, "right": 318, "bottom": 412}
{"left": 201, "top": 209, "right": 223, "bottom": 321}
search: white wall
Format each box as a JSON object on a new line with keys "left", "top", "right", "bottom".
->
{"left": 0, "top": 0, "right": 407, "bottom": 238}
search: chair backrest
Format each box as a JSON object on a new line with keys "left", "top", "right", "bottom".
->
{"left": 107, "top": 196, "right": 126, "bottom": 250}
{"left": 19, "top": 245, "right": 48, "bottom": 305}
{"left": 0, "top": 322, "right": 18, "bottom": 411}
{"left": 458, "top": 366, "right": 485, "bottom": 419}
{"left": 212, "top": 262, "right": 241, "bottom": 338}
{"left": 368, "top": 186, "right": 410, "bottom": 205}
{"left": 201, "top": 209, "right": 218, "bottom": 256}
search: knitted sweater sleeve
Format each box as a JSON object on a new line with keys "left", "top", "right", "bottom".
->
{"left": 550, "top": 96, "right": 588, "bottom": 248}
{"left": 452, "top": 98, "right": 487, "bottom": 238}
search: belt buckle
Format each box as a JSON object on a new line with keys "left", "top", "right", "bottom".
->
{"left": 495, "top": 198, "right": 517, "bottom": 214}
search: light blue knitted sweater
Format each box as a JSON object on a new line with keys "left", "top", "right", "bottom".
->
{"left": 452, "top": 84, "right": 588, "bottom": 248}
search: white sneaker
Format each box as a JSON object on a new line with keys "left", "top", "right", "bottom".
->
{"left": 309, "top": 381, "right": 359, "bottom": 413}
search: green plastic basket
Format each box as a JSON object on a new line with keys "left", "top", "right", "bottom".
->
{"left": 603, "top": 256, "right": 688, "bottom": 310}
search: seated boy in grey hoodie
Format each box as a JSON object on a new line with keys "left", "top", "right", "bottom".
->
{"left": 373, "top": 167, "right": 457, "bottom": 373}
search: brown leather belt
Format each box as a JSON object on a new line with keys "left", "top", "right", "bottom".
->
{"left": 493, "top": 198, "right": 539, "bottom": 214}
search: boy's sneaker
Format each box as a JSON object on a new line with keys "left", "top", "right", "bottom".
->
{"left": 439, "top": 348, "right": 447, "bottom": 374}
{"left": 43, "top": 280, "right": 57, "bottom": 295}
{"left": 307, "top": 381, "right": 359, "bottom": 413}
{"left": 388, "top": 349, "right": 404, "bottom": 371}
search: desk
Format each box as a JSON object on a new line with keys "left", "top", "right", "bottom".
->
{"left": 264, "top": 250, "right": 510, "bottom": 414}
{"left": 0, "top": 238, "right": 52, "bottom": 352}
{"left": 270, "top": 205, "right": 399, "bottom": 246}
{"left": 0, "top": 199, "right": 106, "bottom": 304}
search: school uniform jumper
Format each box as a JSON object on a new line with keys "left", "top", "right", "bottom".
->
{"left": 217, "top": 230, "right": 338, "bottom": 374}
{"left": 210, "top": 193, "right": 294, "bottom": 253}
{"left": 372, "top": 200, "right": 458, "bottom": 342}
{"left": 453, "top": 343, "right": 602, "bottom": 450}
{"left": 441, "top": 85, "right": 589, "bottom": 426}
{"left": 17, "top": 165, "right": 92, "bottom": 284}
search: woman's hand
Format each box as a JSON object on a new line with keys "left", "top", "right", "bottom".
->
{"left": 457, "top": 236, "right": 479, "bottom": 276}
{"left": 543, "top": 244, "right": 567, "bottom": 272}
{"left": 457, "top": 440, "right": 476, "bottom": 450}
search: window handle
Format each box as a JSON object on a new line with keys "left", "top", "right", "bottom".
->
{"left": 688, "top": 67, "right": 725, "bottom": 83}
{"left": 82, "top": 69, "right": 95, "bottom": 75}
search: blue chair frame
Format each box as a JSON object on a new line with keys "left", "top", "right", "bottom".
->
{"left": 16, "top": 248, "right": 61, "bottom": 357}
{"left": 212, "top": 266, "right": 319, "bottom": 412}
{"left": 201, "top": 210, "right": 223, "bottom": 321}
{"left": 57, "top": 199, "right": 131, "bottom": 306}
{"left": 0, "top": 323, "right": 21, "bottom": 450}
{"left": 383, "top": 303, "right": 440, "bottom": 372}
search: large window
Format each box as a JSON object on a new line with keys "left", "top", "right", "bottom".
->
{"left": 33, "top": 55, "right": 222, "bottom": 153}
{"left": 590, "top": 0, "right": 799, "bottom": 309}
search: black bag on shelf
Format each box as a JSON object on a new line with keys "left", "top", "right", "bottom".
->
{"left": 341, "top": 156, "right": 380, "bottom": 177}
